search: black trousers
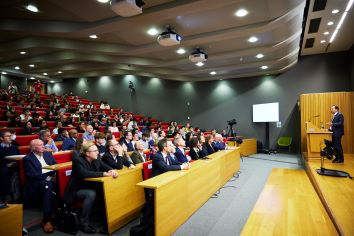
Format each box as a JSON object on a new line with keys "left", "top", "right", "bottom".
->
{"left": 332, "top": 135, "right": 344, "bottom": 160}
{"left": 75, "top": 189, "right": 96, "bottom": 226}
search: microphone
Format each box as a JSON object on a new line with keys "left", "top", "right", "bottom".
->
{"left": 308, "top": 115, "right": 320, "bottom": 122}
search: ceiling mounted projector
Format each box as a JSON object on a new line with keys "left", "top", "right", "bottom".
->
{"left": 110, "top": 0, "right": 145, "bottom": 17}
{"left": 157, "top": 28, "right": 182, "bottom": 46}
{"left": 189, "top": 48, "right": 208, "bottom": 63}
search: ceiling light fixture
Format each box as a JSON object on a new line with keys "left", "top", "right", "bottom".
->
{"left": 30, "top": 77, "right": 35, "bottom": 80}
{"left": 235, "top": 9, "right": 248, "bottom": 17}
{"left": 176, "top": 48, "right": 186, "bottom": 54}
{"left": 323, "top": 31, "right": 330, "bottom": 35}
{"left": 320, "top": 40, "right": 326, "bottom": 43}
{"left": 25, "top": 4, "right": 39, "bottom": 13}
{"left": 327, "top": 21, "right": 334, "bottom": 26}
{"left": 196, "top": 62, "right": 204, "bottom": 67}
{"left": 261, "top": 65, "right": 268, "bottom": 70}
{"left": 43, "top": 72, "right": 48, "bottom": 76}
{"left": 29, "top": 64, "right": 35, "bottom": 68}
{"left": 332, "top": 9, "right": 339, "bottom": 14}
{"left": 147, "top": 28, "right": 159, "bottom": 36}
{"left": 20, "top": 51, "right": 26, "bottom": 55}
{"left": 97, "top": 0, "right": 110, "bottom": 3}
{"left": 1, "top": 72, "right": 7, "bottom": 75}
{"left": 330, "top": 0, "right": 353, "bottom": 43}
{"left": 248, "top": 36, "right": 258, "bottom": 43}
{"left": 210, "top": 71, "right": 216, "bottom": 75}
{"left": 57, "top": 71, "right": 62, "bottom": 74}
{"left": 89, "top": 35, "right": 98, "bottom": 39}
{"left": 14, "top": 66, "right": 20, "bottom": 70}
{"left": 255, "top": 53, "right": 264, "bottom": 59}
{"left": 50, "top": 81, "right": 55, "bottom": 83}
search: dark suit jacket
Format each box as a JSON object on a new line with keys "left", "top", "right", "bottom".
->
{"left": 101, "top": 152, "right": 132, "bottom": 169}
{"left": 23, "top": 152, "right": 56, "bottom": 201}
{"left": 204, "top": 143, "right": 215, "bottom": 155}
{"left": 62, "top": 137, "right": 76, "bottom": 151}
{"left": 189, "top": 147, "right": 207, "bottom": 160}
{"left": 151, "top": 151, "right": 181, "bottom": 177}
{"left": 122, "top": 139, "right": 134, "bottom": 152}
{"left": 174, "top": 147, "right": 189, "bottom": 163}
{"left": 64, "top": 154, "right": 112, "bottom": 204}
{"left": 330, "top": 112, "right": 344, "bottom": 137}
{"left": 212, "top": 141, "right": 226, "bottom": 151}
{"left": 130, "top": 151, "right": 146, "bottom": 164}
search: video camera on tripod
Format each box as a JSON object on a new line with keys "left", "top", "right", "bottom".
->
{"left": 226, "top": 119, "right": 242, "bottom": 144}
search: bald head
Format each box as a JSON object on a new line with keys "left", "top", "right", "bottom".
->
{"left": 30, "top": 139, "right": 45, "bottom": 154}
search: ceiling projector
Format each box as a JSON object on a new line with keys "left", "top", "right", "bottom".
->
{"left": 157, "top": 29, "right": 182, "bottom": 46}
{"left": 110, "top": 0, "right": 145, "bottom": 17}
{"left": 189, "top": 49, "right": 208, "bottom": 63}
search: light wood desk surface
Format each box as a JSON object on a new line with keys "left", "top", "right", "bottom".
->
{"left": 86, "top": 164, "right": 145, "bottom": 234}
{"left": 42, "top": 161, "right": 72, "bottom": 170}
{"left": 137, "top": 148, "right": 240, "bottom": 236}
{"left": 0, "top": 204, "right": 23, "bottom": 236}
{"left": 306, "top": 155, "right": 354, "bottom": 236}
{"left": 241, "top": 168, "right": 338, "bottom": 236}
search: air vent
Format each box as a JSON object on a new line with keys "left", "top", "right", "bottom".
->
{"left": 305, "top": 38, "right": 315, "bottom": 48}
{"left": 308, "top": 18, "right": 321, "bottom": 33}
{"left": 313, "top": 0, "right": 327, "bottom": 12}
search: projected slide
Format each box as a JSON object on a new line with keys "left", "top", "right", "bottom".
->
{"left": 253, "top": 102, "right": 279, "bottom": 122}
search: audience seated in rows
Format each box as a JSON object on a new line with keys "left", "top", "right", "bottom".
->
{"left": 62, "top": 129, "right": 78, "bottom": 151}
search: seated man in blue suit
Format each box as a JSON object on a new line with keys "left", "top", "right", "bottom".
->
{"left": 212, "top": 134, "right": 226, "bottom": 151}
{"left": 62, "top": 129, "right": 78, "bottom": 151}
{"left": 174, "top": 137, "right": 190, "bottom": 163}
{"left": 23, "top": 139, "right": 57, "bottom": 233}
{"left": 152, "top": 139, "right": 190, "bottom": 177}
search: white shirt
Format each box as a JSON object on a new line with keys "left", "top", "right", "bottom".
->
{"left": 34, "top": 153, "right": 51, "bottom": 174}
{"left": 138, "top": 151, "right": 146, "bottom": 162}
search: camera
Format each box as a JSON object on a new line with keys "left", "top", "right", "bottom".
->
{"left": 227, "top": 119, "right": 237, "bottom": 126}
{"left": 129, "top": 81, "right": 135, "bottom": 91}
{"left": 320, "top": 139, "right": 336, "bottom": 160}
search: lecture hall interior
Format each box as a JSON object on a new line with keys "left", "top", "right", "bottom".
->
{"left": 0, "top": 0, "right": 353, "bottom": 235}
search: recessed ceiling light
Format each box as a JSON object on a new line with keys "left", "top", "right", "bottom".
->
{"left": 43, "top": 72, "right": 48, "bottom": 76}
{"left": 50, "top": 80, "right": 55, "bottom": 83}
{"left": 96, "top": 0, "right": 110, "bottom": 3}
{"left": 234, "top": 9, "right": 248, "bottom": 17}
{"left": 196, "top": 62, "right": 204, "bottom": 67}
{"left": 261, "top": 65, "right": 268, "bottom": 70}
{"left": 25, "top": 4, "right": 39, "bottom": 13}
{"left": 20, "top": 51, "right": 26, "bottom": 55}
{"left": 255, "top": 53, "right": 264, "bottom": 59}
{"left": 89, "top": 35, "right": 98, "bottom": 39}
{"left": 1, "top": 72, "right": 7, "bottom": 75}
{"left": 14, "top": 66, "right": 20, "bottom": 70}
{"left": 57, "top": 71, "right": 62, "bottom": 74}
{"left": 324, "top": 31, "right": 330, "bottom": 35}
{"left": 29, "top": 64, "right": 35, "bottom": 68}
{"left": 327, "top": 21, "right": 334, "bottom": 26}
{"left": 30, "top": 77, "right": 35, "bottom": 80}
{"left": 176, "top": 48, "right": 186, "bottom": 54}
{"left": 147, "top": 28, "right": 159, "bottom": 36}
{"left": 210, "top": 71, "right": 216, "bottom": 75}
{"left": 332, "top": 9, "right": 339, "bottom": 14}
{"left": 320, "top": 40, "right": 326, "bottom": 43}
{"left": 219, "top": 79, "right": 223, "bottom": 81}
{"left": 248, "top": 36, "right": 258, "bottom": 43}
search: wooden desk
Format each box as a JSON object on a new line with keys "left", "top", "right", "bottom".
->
{"left": 232, "top": 138, "right": 257, "bottom": 156}
{"left": 137, "top": 148, "right": 240, "bottom": 236}
{"left": 306, "top": 155, "right": 354, "bottom": 236}
{"left": 4, "top": 155, "right": 25, "bottom": 161}
{"left": 0, "top": 204, "right": 23, "bottom": 236}
{"left": 241, "top": 168, "right": 338, "bottom": 236}
{"left": 43, "top": 162, "right": 72, "bottom": 170}
{"left": 305, "top": 122, "right": 332, "bottom": 159}
{"left": 86, "top": 165, "right": 145, "bottom": 234}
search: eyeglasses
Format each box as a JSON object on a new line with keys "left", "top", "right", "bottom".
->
{"left": 87, "top": 149, "right": 98, "bottom": 152}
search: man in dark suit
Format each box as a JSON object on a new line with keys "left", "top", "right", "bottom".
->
{"left": 328, "top": 105, "right": 344, "bottom": 163}
{"left": 152, "top": 139, "right": 190, "bottom": 177}
{"left": 64, "top": 142, "right": 118, "bottom": 234}
{"left": 130, "top": 140, "right": 147, "bottom": 164}
{"left": 121, "top": 131, "right": 134, "bottom": 152}
{"left": 61, "top": 129, "right": 78, "bottom": 151}
{"left": 23, "top": 139, "right": 57, "bottom": 233}
{"left": 101, "top": 139, "right": 135, "bottom": 169}
{"left": 174, "top": 137, "right": 189, "bottom": 163}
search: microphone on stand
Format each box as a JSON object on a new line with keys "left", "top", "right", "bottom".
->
{"left": 308, "top": 115, "right": 320, "bottom": 122}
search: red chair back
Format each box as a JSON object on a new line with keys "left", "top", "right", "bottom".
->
{"left": 18, "top": 146, "right": 31, "bottom": 155}
{"left": 142, "top": 160, "right": 153, "bottom": 180}
{"left": 57, "top": 166, "right": 72, "bottom": 198}
{"left": 53, "top": 151, "right": 73, "bottom": 163}
{"left": 16, "top": 135, "right": 39, "bottom": 146}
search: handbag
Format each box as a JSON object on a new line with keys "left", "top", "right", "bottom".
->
{"left": 56, "top": 206, "right": 79, "bottom": 235}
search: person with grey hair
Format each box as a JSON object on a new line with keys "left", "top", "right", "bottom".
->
{"left": 83, "top": 125, "right": 95, "bottom": 141}
{"left": 39, "top": 129, "right": 58, "bottom": 152}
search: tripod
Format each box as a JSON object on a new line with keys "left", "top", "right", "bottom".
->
{"left": 226, "top": 124, "right": 236, "bottom": 138}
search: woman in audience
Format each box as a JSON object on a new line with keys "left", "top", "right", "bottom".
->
{"left": 77, "top": 121, "right": 86, "bottom": 133}
{"left": 52, "top": 121, "right": 63, "bottom": 134}
{"left": 203, "top": 135, "right": 215, "bottom": 155}
{"left": 22, "top": 121, "right": 36, "bottom": 135}
{"left": 38, "top": 120, "right": 49, "bottom": 131}
{"left": 64, "top": 142, "right": 118, "bottom": 234}
{"left": 189, "top": 137, "right": 207, "bottom": 160}
{"left": 108, "top": 120, "right": 119, "bottom": 133}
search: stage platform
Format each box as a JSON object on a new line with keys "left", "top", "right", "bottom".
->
{"left": 305, "top": 154, "right": 354, "bottom": 236}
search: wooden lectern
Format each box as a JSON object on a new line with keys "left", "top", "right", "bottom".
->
{"left": 305, "top": 122, "right": 332, "bottom": 159}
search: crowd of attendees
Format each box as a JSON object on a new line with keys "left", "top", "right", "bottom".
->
{"left": 0, "top": 86, "right": 232, "bottom": 234}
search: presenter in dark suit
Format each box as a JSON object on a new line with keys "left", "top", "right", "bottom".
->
{"left": 23, "top": 139, "right": 56, "bottom": 233}
{"left": 64, "top": 142, "right": 118, "bottom": 234}
{"left": 151, "top": 139, "right": 190, "bottom": 177}
{"left": 328, "top": 105, "right": 344, "bottom": 163}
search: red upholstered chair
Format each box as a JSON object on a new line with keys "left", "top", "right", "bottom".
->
{"left": 46, "top": 121, "right": 55, "bottom": 127}
{"left": 143, "top": 150, "right": 151, "bottom": 161}
{"left": 19, "top": 159, "right": 27, "bottom": 185}
{"left": 53, "top": 151, "right": 73, "bottom": 163}
{"left": 142, "top": 160, "right": 153, "bottom": 180}
{"left": 185, "top": 150, "right": 190, "bottom": 156}
{"left": 57, "top": 166, "right": 73, "bottom": 198}
{"left": 112, "top": 132, "right": 121, "bottom": 139}
{"left": 16, "top": 135, "right": 39, "bottom": 146}
{"left": 18, "top": 146, "right": 31, "bottom": 155}
{"left": 0, "top": 121, "right": 10, "bottom": 127}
